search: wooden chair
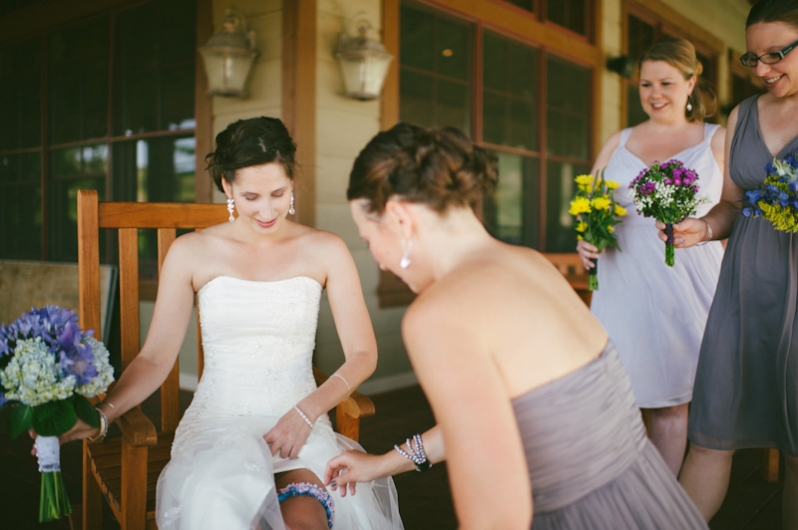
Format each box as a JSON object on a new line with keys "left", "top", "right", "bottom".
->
{"left": 541, "top": 252, "right": 592, "bottom": 307}
{"left": 77, "top": 189, "right": 375, "bottom": 530}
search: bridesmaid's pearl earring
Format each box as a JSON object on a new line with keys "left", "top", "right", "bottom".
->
{"left": 227, "top": 198, "right": 235, "bottom": 222}
{"left": 289, "top": 193, "right": 296, "bottom": 216}
{"left": 686, "top": 95, "right": 693, "bottom": 113}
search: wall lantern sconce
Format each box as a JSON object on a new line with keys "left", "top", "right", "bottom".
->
{"left": 199, "top": 7, "right": 258, "bottom": 97}
{"left": 606, "top": 55, "right": 636, "bottom": 79}
{"left": 335, "top": 20, "right": 393, "bottom": 100}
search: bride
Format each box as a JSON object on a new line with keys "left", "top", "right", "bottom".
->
{"left": 59, "top": 117, "right": 403, "bottom": 530}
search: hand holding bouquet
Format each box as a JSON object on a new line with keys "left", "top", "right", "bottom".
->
{"left": 629, "top": 159, "right": 708, "bottom": 267}
{"left": 569, "top": 170, "right": 626, "bottom": 290}
{"left": 741, "top": 150, "right": 798, "bottom": 232}
{"left": 0, "top": 306, "right": 114, "bottom": 522}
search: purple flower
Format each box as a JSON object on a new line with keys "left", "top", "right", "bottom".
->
{"left": 0, "top": 392, "right": 6, "bottom": 407}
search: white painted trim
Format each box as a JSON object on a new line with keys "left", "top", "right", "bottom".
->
{"left": 179, "top": 372, "right": 198, "bottom": 392}
{"left": 357, "top": 371, "right": 418, "bottom": 396}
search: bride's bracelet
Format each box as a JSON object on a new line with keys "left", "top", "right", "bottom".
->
{"left": 394, "top": 433, "right": 432, "bottom": 472}
{"left": 293, "top": 405, "right": 315, "bottom": 430}
{"left": 87, "top": 407, "right": 109, "bottom": 443}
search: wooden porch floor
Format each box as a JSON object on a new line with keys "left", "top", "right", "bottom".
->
{"left": 0, "top": 384, "right": 784, "bottom": 529}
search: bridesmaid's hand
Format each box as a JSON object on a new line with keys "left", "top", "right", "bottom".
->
{"left": 324, "top": 450, "right": 386, "bottom": 497}
{"left": 656, "top": 217, "right": 710, "bottom": 249}
{"left": 263, "top": 408, "right": 313, "bottom": 459}
{"left": 576, "top": 240, "right": 602, "bottom": 270}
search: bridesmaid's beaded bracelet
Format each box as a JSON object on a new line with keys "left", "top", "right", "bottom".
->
{"left": 394, "top": 433, "right": 432, "bottom": 472}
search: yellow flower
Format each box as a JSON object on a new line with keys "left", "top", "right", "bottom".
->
{"left": 605, "top": 180, "right": 621, "bottom": 190}
{"left": 577, "top": 235, "right": 584, "bottom": 241}
{"left": 614, "top": 204, "right": 627, "bottom": 216}
{"left": 591, "top": 197, "right": 611, "bottom": 211}
{"left": 575, "top": 221, "right": 587, "bottom": 233}
{"left": 568, "top": 197, "right": 592, "bottom": 215}
{"left": 608, "top": 226, "right": 615, "bottom": 233}
{"left": 575, "top": 175, "right": 594, "bottom": 186}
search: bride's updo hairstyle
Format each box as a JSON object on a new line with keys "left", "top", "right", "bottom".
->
{"left": 640, "top": 37, "right": 718, "bottom": 122}
{"left": 206, "top": 116, "right": 297, "bottom": 193}
{"left": 347, "top": 123, "right": 498, "bottom": 215}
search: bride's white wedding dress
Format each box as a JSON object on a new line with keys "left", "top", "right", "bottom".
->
{"left": 156, "top": 275, "right": 403, "bottom": 529}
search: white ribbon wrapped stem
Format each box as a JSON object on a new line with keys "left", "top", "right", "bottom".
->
{"left": 35, "top": 436, "right": 61, "bottom": 473}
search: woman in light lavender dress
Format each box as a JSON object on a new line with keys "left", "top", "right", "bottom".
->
{"left": 577, "top": 37, "right": 725, "bottom": 477}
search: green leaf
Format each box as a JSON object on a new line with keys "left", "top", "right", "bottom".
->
{"left": 72, "top": 395, "right": 99, "bottom": 428}
{"left": 32, "top": 400, "right": 77, "bottom": 437}
{"left": 8, "top": 403, "right": 34, "bottom": 439}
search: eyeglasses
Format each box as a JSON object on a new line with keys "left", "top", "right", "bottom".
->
{"left": 740, "top": 39, "right": 798, "bottom": 67}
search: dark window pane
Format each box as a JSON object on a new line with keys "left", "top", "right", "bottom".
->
{"left": 483, "top": 152, "right": 539, "bottom": 248}
{"left": 113, "top": 0, "right": 196, "bottom": 135}
{"left": 483, "top": 34, "right": 509, "bottom": 91}
{"left": 510, "top": 99, "right": 536, "bottom": 151}
{"left": 0, "top": 153, "right": 42, "bottom": 259}
{"left": 483, "top": 91, "right": 509, "bottom": 146}
{"left": 627, "top": 14, "right": 655, "bottom": 62}
{"left": 437, "top": 18, "right": 470, "bottom": 80}
{"left": 400, "top": 70, "right": 435, "bottom": 128}
{"left": 546, "top": 56, "right": 590, "bottom": 158}
{"left": 0, "top": 39, "right": 41, "bottom": 150}
{"left": 545, "top": 160, "right": 590, "bottom": 252}
{"left": 505, "top": 0, "right": 534, "bottom": 12}
{"left": 400, "top": 5, "right": 434, "bottom": 71}
{"left": 49, "top": 145, "right": 107, "bottom": 261}
{"left": 436, "top": 80, "right": 470, "bottom": 132}
{"left": 627, "top": 85, "right": 648, "bottom": 126}
{"left": 547, "top": 0, "right": 588, "bottom": 36}
{"left": 49, "top": 19, "right": 110, "bottom": 144}
{"left": 510, "top": 44, "right": 538, "bottom": 99}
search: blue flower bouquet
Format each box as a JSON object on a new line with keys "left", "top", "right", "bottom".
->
{"left": 0, "top": 306, "right": 114, "bottom": 522}
{"left": 629, "top": 159, "right": 708, "bottom": 267}
{"left": 741, "top": 151, "right": 798, "bottom": 232}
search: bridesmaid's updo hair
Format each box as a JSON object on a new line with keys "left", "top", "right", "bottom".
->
{"left": 206, "top": 116, "right": 297, "bottom": 193}
{"left": 640, "top": 37, "right": 718, "bottom": 122}
{"left": 746, "top": 0, "right": 798, "bottom": 30}
{"left": 347, "top": 124, "right": 498, "bottom": 215}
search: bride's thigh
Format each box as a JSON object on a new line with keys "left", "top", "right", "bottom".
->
{"left": 275, "top": 468, "right": 329, "bottom": 530}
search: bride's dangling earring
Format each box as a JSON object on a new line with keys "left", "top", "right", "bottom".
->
{"left": 227, "top": 198, "right": 235, "bottom": 222}
{"left": 289, "top": 193, "right": 296, "bottom": 215}
{"left": 400, "top": 238, "right": 412, "bottom": 269}
{"left": 686, "top": 95, "right": 693, "bottom": 113}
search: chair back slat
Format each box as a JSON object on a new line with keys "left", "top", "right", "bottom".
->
{"left": 118, "top": 228, "right": 141, "bottom": 371}
{"left": 157, "top": 227, "right": 181, "bottom": 432}
{"left": 78, "top": 190, "right": 103, "bottom": 340}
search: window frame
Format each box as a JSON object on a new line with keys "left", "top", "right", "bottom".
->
{"left": 380, "top": 0, "right": 602, "bottom": 307}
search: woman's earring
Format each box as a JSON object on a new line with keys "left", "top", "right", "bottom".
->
{"left": 227, "top": 198, "right": 235, "bottom": 223}
{"left": 400, "top": 238, "right": 412, "bottom": 269}
{"left": 686, "top": 95, "right": 693, "bottom": 113}
{"left": 289, "top": 193, "right": 296, "bottom": 216}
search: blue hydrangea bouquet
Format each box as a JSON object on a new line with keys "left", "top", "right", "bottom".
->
{"left": 629, "top": 159, "right": 708, "bottom": 267}
{"left": 741, "top": 150, "right": 798, "bottom": 232}
{"left": 0, "top": 306, "right": 114, "bottom": 522}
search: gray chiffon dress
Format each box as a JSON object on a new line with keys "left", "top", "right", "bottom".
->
{"left": 513, "top": 341, "right": 706, "bottom": 529}
{"left": 688, "top": 95, "right": 798, "bottom": 455}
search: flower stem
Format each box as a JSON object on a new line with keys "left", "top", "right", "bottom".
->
{"left": 588, "top": 258, "right": 599, "bottom": 290}
{"left": 664, "top": 223, "right": 675, "bottom": 267}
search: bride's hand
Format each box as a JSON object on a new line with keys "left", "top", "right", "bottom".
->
{"left": 263, "top": 408, "right": 313, "bottom": 459}
{"left": 324, "top": 450, "right": 385, "bottom": 497}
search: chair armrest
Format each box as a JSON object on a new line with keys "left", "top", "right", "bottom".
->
{"left": 338, "top": 391, "right": 375, "bottom": 419}
{"left": 115, "top": 408, "right": 158, "bottom": 447}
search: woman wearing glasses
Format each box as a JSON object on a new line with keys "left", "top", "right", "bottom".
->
{"left": 663, "top": 0, "right": 798, "bottom": 526}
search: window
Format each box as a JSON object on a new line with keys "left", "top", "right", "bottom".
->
{"left": 0, "top": 0, "right": 196, "bottom": 264}
{"left": 399, "top": 4, "right": 593, "bottom": 252}
{"left": 500, "top": 0, "right": 593, "bottom": 38}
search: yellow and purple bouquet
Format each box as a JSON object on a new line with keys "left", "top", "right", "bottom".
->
{"left": 741, "top": 150, "right": 798, "bottom": 232}
{"left": 569, "top": 170, "right": 626, "bottom": 290}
